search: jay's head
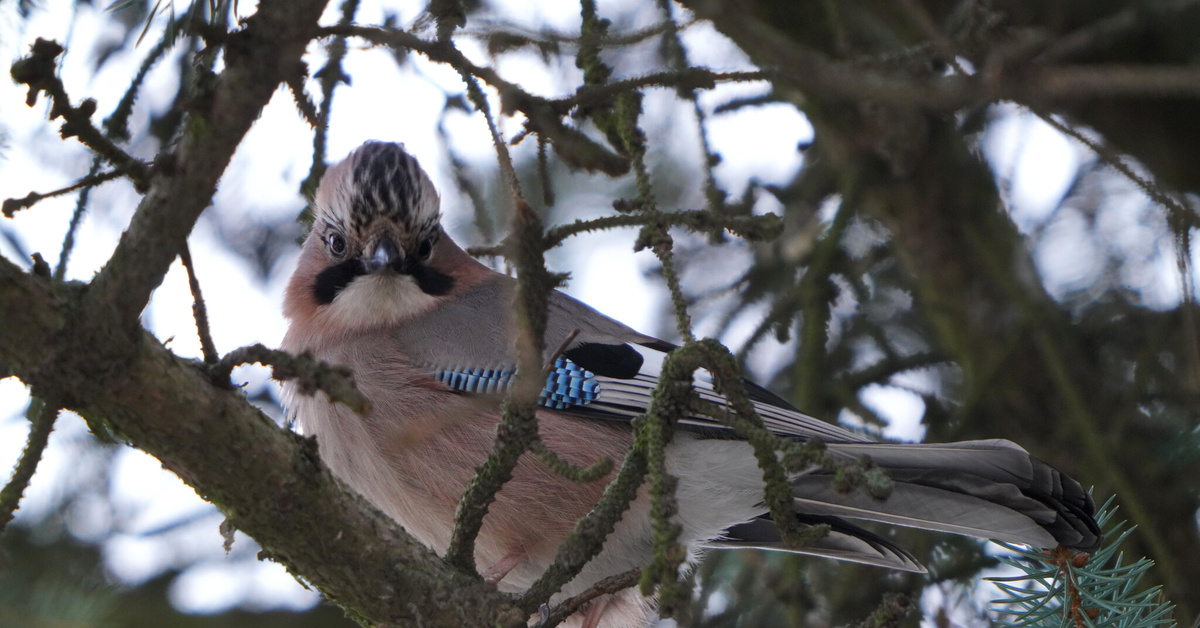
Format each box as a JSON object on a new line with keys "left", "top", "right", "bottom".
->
{"left": 286, "top": 142, "right": 459, "bottom": 333}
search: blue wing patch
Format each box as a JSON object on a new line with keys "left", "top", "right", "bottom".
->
{"left": 434, "top": 357, "right": 599, "bottom": 409}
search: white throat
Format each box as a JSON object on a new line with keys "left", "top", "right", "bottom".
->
{"left": 320, "top": 273, "right": 441, "bottom": 333}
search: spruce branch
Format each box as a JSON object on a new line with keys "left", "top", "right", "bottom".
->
{"left": 990, "top": 499, "right": 1177, "bottom": 628}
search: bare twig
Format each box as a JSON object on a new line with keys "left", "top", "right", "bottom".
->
{"left": 179, "top": 242, "right": 219, "bottom": 365}
{"left": 0, "top": 400, "right": 58, "bottom": 535}
{"left": 54, "top": 158, "right": 101, "bottom": 281}
{"left": 465, "top": 15, "right": 695, "bottom": 50}
{"left": 300, "top": 0, "right": 360, "bottom": 201}
{"left": 286, "top": 70, "right": 320, "bottom": 127}
{"left": 10, "top": 39, "right": 151, "bottom": 189}
{"left": 549, "top": 69, "right": 768, "bottom": 111}
{"left": 1034, "top": 112, "right": 1200, "bottom": 231}
{"left": 55, "top": 31, "right": 171, "bottom": 280}
{"left": 543, "top": 211, "right": 782, "bottom": 250}
{"left": 543, "top": 329, "right": 580, "bottom": 374}
{"left": 3, "top": 167, "right": 138, "bottom": 218}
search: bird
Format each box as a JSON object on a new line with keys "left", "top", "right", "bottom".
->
{"left": 281, "top": 141, "right": 1101, "bottom": 628}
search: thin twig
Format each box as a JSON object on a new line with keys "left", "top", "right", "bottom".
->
{"left": 0, "top": 400, "right": 58, "bottom": 535}
{"left": 464, "top": 15, "right": 695, "bottom": 50}
{"left": 104, "top": 32, "right": 173, "bottom": 140}
{"left": 215, "top": 344, "right": 370, "bottom": 414}
{"left": 300, "top": 0, "right": 360, "bottom": 201}
{"left": 1175, "top": 227, "right": 1200, "bottom": 390}
{"left": 11, "top": 39, "right": 151, "bottom": 189}
{"left": 540, "top": 569, "right": 642, "bottom": 628}
{"left": 549, "top": 69, "right": 768, "bottom": 111}
{"left": 53, "top": 158, "right": 101, "bottom": 281}
{"left": 318, "top": 25, "right": 768, "bottom": 116}
{"left": 3, "top": 167, "right": 137, "bottom": 218}
{"left": 286, "top": 70, "right": 320, "bottom": 127}
{"left": 444, "top": 65, "right": 549, "bottom": 576}
{"left": 1037, "top": 111, "right": 1200, "bottom": 389}
{"left": 543, "top": 329, "right": 580, "bottom": 374}
{"left": 543, "top": 211, "right": 782, "bottom": 249}
{"left": 180, "top": 242, "right": 219, "bottom": 365}
{"left": 1034, "top": 112, "right": 1200, "bottom": 231}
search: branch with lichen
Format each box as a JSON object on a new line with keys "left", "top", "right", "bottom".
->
{"left": 540, "top": 568, "right": 643, "bottom": 628}
{"left": 213, "top": 344, "right": 370, "bottom": 415}
{"left": 466, "top": 210, "right": 782, "bottom": 258}
{"left": 444, "top": 71, "right": 558, "bottom": 575}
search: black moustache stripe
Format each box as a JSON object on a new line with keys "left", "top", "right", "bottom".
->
{"left": 312, "top": 258, "right": 454, "bottom": 304}
{"left": 313, "top": 258, "right": 365, "bottom": 305}
{"left": 412, "top": 264, "right": 455, "bottom": 296}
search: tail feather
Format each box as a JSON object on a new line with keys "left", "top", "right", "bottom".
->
{"left": 790, "top": 439, "right": 1101, "bottom": 552}
{"left": 708, "top": 515, "right": 926, "bottom": 573}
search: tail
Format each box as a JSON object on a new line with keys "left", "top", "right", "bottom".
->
{"left": 796, "top": 439, "right": 1100, "bottom": 551}
{"left": 711, "top": 439, "right": 1100, "bottom": 572}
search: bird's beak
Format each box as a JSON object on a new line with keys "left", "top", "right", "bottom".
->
{"left": 362, "top": 237, "right": 400, "bottom": 274}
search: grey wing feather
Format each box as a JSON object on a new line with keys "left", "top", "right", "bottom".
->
{"left": 707, "top": 515, "right": 925, "bottom": 573}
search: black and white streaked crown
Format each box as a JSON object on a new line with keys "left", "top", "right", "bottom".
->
{"left": 346, "top": 141, "right": 441, "bottom": 234}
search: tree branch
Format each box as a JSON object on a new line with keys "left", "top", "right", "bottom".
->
{"left": 0, "top": 255, "right": 525, "bottom": 627}
{"left": 84, "top": 0, "right": 330, "bottom": 340}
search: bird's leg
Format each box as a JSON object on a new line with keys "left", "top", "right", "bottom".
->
{"left": 481, "top": 551, "right": 524, "bottom": 584}
{"left": 580, "top": 596, "right": 612, "bottom": 628}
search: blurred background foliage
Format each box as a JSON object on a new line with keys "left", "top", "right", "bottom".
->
{"left": 1, "top": 0, "right": 1198, "bottom": 626}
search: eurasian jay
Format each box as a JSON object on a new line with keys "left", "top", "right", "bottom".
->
{"left": 282, "top": 141, "right": 1100, "bottom": 628}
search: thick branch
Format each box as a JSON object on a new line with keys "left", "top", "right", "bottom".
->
{"left": 0, "top": 255, "right": 524, "bottom": 628}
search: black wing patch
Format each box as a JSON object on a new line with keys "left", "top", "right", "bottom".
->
{"left": 563, "top": 343, "right": 644, "bottom": 379}
{"left": 638, "top": 339, "right": 800, "bottom": 413}
{"left": 742, "top": 380, "right": 800, "bottom": 412}
{"left": 638, "top": 338, "right": 677, "bottom": 353}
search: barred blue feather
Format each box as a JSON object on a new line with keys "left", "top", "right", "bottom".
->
{"left": 433, "top": 357, "right": 599, "bottom": 409}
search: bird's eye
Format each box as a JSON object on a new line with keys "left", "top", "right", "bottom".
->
{"left": 327, "top": 233, "right": 347, "bottom": 258}
{"left": 417, "top": 239, "right": 433, "bottom": 260}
